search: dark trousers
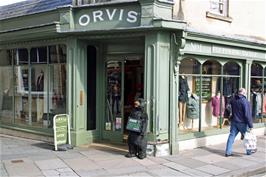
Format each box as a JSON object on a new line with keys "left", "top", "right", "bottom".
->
{"left": 128, "top": 133, "right": 147, "bottom": 157}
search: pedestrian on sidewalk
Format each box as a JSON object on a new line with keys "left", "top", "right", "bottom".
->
{"left": 125, "top": 98, "right": 148, "bottom": 159}
{"left": 225, "top": 88, "right": 254, "bottom": 157}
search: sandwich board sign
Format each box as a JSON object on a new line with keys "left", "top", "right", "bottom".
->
{"left": 53, "top": 114, "right": 71, "bottom": 151}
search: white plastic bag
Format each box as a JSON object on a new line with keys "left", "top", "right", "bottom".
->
{"left": 244, "top": 131, "right": 257, "bottom": 151}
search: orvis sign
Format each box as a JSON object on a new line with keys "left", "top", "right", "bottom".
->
{"left": 75, "top": 5, "right": 141, "bottom": 30}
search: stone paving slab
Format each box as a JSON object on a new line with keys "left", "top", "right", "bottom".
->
{"left": 4, "top": 160, "right": 42, "bottom": 176}
{"left": 196, "top": 164, "right": 230, "bottom": 175}
{"left": 63, "top": 158, "right": 101, "bottom": 171}
{"left": 35, "top": 158, "right": 68, "bottom": 170}
{"left": 1, "top": 134, "right": 266, "bottom": 177}
{"left": 0, "top": 163, "right": 8, "bottom": 177}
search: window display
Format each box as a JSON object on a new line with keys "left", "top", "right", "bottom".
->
{"left": 179, "top": 59, "right": 240, "bottom": 133}
{"left": 250, "top": 63, "right": 264, "bottom": 122}
{"left": 1, "top": 45, "right": 67, "bottom": 129}
{"left": 0, "top": 50, "right": 14, "bottom": 124}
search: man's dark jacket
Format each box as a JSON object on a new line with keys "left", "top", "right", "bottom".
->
{"left": 230, "top": 94, "right": 253, "bottom": 128}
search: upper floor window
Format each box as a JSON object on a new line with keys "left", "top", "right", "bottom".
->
{"left": 210, "top": 0, "right": 228, "bottom": 16}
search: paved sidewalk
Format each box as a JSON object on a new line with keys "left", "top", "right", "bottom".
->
{"left": 0, "top": 134, "right": 265, "bottom": 177}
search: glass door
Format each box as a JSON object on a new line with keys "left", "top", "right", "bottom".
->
{"left": 104, "top": 61, "right": 124, "bottom": 142}
{"left": 103, "top": 56, "right": 144, "bottom": 143}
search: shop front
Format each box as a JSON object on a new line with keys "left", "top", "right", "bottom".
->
{"left": 0, "top": 0, "right": 187, "bottom": 154}
{"left": 175, "top": 32, "right": 266, "bottom": 151}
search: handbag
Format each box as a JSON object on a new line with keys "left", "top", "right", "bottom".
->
{"left": 244, "top": 131, "right": 257, "bottom": 151}
{"left": 126, "top": 117, "right": 142, "bottom": 133}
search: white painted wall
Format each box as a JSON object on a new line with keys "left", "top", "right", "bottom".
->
{"left": 173, "top": 0, "right": 266, "bottom": 41}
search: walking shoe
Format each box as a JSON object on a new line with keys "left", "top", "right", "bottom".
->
{"left": 125, "top": 153, "right": 135, "bottom": 158}
{"left": 225, "top": 154, "right": 233, "bottom": 157}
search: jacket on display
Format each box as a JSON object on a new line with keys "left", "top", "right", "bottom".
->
{"left": 230, "top": 94, "right": 253, "bottom": 128}
{"left": 211, "top": 95, "right": 225, "bottom": 117}
{"left": 179, "top": 76, "right": 190, "bottom": 103}
{"left": 186, "top": 94, "right": 199, "bottom": 119}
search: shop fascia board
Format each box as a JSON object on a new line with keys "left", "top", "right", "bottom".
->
{"left": 58, "top": 19, "right": 186, "bottom": 34}
{"left": 0, "top": 23, "right": 63, "bottom": 44}
{"left": 185, "top": 31, "right": 266, "bottom": 52}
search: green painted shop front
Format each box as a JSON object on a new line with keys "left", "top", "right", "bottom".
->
{"left": 1, "top": 0, "right": 265, "bottom": 156}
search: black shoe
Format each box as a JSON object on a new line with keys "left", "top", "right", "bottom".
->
{"left": 251, "top": 149, "right": 257, "bottom": 153}
{"left": 125, "top": 153, "right": 135, "bottom": 158}
{"left": 225, "top": 154, "right": 233, "bottom": 157}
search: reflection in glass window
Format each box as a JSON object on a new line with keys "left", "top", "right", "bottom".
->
{"left": 105, "top": 61, "right": 122, "bottom": 131}
{"left": 17, "top": 49, "right": 28, "bottom": 64}
{"left": 250, "top": 63, "right": 264, "bottom": 122}
{"left": 224, "top": 62, "right": 240, "bottom": 75}
{"left": 0, "top": 50, "right": 14, "bottom": 124}
{"left": 202, "top": 60, "right": 221, "bottom": 75}
{"left": 1, "top": 45, "right": 67, "bottom": 129}
{"left": 180, "top": 58, "right": 200, "bottom": 74}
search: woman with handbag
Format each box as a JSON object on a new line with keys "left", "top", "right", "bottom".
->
{"left": 125, "top": 98, "right": 148, "bottom": 159}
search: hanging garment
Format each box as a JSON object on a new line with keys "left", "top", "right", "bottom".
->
{"left": 179, "top": 76, "right": 190, "bottom": 103}
{"left": 211, "top": 95, "right": 225, "bottom": 117}
{"left": 186, "top": 94, "right": 199, "bottom": 119}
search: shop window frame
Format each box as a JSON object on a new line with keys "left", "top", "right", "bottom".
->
{"left": 178, "top": 57, "right": 241, "bottom": 133}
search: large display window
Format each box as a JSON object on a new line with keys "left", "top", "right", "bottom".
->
{"left": 0, "top": 45, "right": 67, "bottom": 129}
{"left": 250, "top": 63, "right": 265, "bottom": 123}
{"left": 179, "top": 58, "right": 240, "bottom": 134}
{"left": 0, "top": 50, "right": 14, "bottom": 124}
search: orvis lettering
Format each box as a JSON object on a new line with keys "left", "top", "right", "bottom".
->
{"left": 78, "top": 8, "right": 139, "bottom": 26}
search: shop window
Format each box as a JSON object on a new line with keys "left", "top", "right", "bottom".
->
{"left": 0, "top": 50, "right": 14, "bottom": 124}
{"left": 250, "top": 63, "right": 264, "bottom": 123}
{"left": 10, "top": 45, "right": 67, "bottom": 129}
{"left": 178, "top": 59, "right": 240, "bottom": 134}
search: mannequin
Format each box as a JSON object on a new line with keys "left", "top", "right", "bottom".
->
{"left": 179, "top": 75, "right": 189, "bottom": 128}
{"left": 211, "top": 91, "right": 225, "bottom": 127}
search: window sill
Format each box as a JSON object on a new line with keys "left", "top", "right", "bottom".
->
{"left": 206, "top": 11, "right": 232, "bottom": 23}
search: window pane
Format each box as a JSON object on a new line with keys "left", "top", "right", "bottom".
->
{"left": 224, "top": 62, "right": 240, "bottom": 76}
{"left": 14, "top": 66, "right": 29, "bottom": 125}
{"left": 17, "top": 49, "right": 28, "bottom": 65}
{"left": 180, "top": 58, "right": 200, "bottom": 74}
{"left": 48, "top": 64, "right": 67, "bottom": 127}
{"left": 105, "top": 61, "right": 122, "bottom": 131}
{"left": 251, "top": 63, "right": 263, "bottom": 76}
{"left": 30, "top": 48, "right": 37, "bottom": 63}
{"left": 31, "top": 65, "right": 48, "bottom": 128}
{"left": 49, "top": 45, "right": 66, "bottom": 64}
{"left": 38, "top": 47, "right": 47, "bottom": 63}
{"left": 0, "top": 50, "right": 14, "bottom": 124}
{"left": 202, "top": 60, "right": 221, "bottom": 75}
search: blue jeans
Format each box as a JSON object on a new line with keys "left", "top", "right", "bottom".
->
{"left": 225, "top": 121, "right": 248, "bottom": 155}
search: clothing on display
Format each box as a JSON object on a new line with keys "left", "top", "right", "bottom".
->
{"left": 211, "top": 95, "right": 225, "bottom": 117}
{"left": 36, "top": 71, "right": 44, "bottom": 91}
{"left": 251, "top": 92, "right": 262, "bottom": 118}
{"left": 179, "top": 76, "right": 189, "bottom": 103}
{"left": 186, "top": 93, "right": 199, "bottom": 119}
{"left": 179, "top": 76, "right": 190, "bottom": 128}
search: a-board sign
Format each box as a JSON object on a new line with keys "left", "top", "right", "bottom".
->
{"left": 53, "top": 114, "right": 71, "bottom": 151}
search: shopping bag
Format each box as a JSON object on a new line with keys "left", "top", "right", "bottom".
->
{"left": 243, "top": 131, "right": 257, "bottom": 151}
{"left": 126, "top": 117, "right": 142, "bottom": 133}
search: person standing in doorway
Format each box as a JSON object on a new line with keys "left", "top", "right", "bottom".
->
{"left": 125, "top": 98, "right": 148, "bottom": 159}
{"left": 225, "top": 88, "right": 254, "bottom": 157}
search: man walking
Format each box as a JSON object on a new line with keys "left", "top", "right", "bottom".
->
{"left": 225, "top": 88, "right": 254, "bottom": 157}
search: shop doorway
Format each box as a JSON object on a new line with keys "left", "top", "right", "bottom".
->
{"left": 103, "top": 55, "right": 144, "bottom": 143}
